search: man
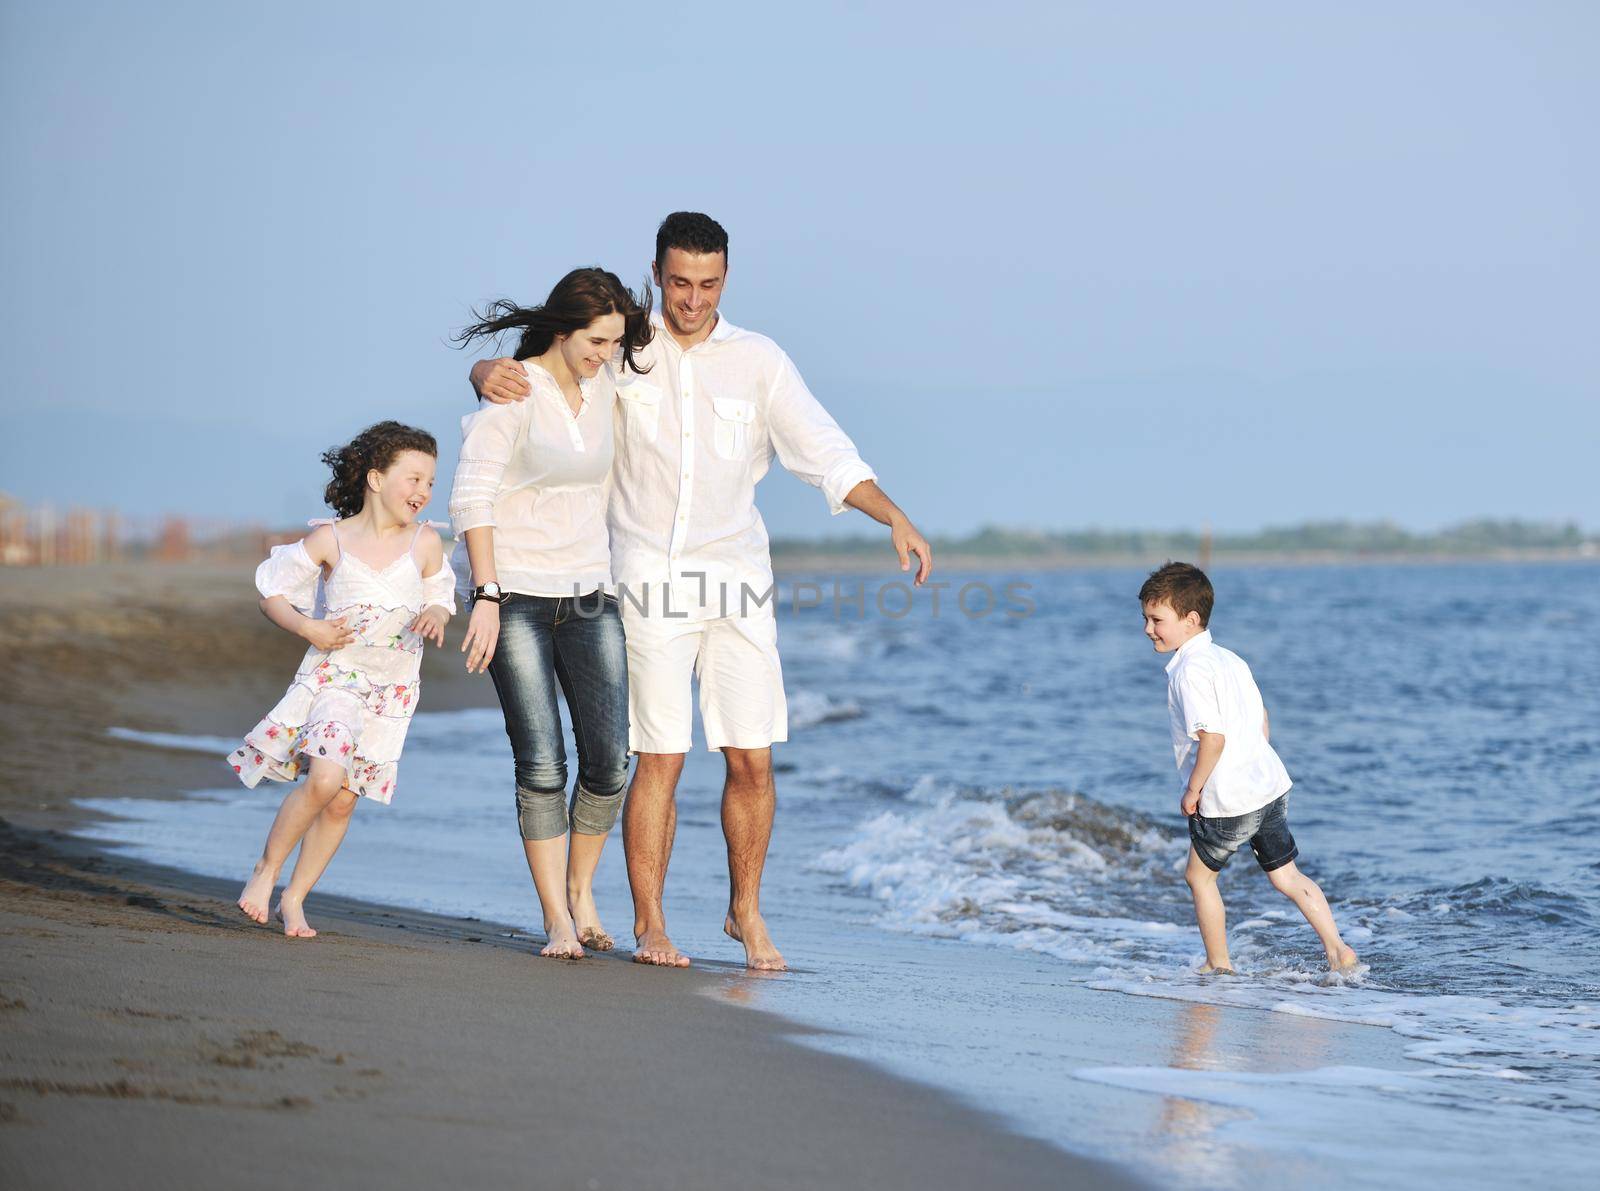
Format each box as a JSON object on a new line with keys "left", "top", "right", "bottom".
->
{"left": 469, "top": 212, "right": 932, "bottom": 970}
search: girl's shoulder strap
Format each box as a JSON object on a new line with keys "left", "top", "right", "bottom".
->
{"left": 306, "top": 518, "right": 342, "bottom": 561}
{"left": 409, "top": 520, "right": 447, "bottom": 553}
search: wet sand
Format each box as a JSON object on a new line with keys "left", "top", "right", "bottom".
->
{"left": 0, "top": 561, "right": 1135, "bottom": 1189}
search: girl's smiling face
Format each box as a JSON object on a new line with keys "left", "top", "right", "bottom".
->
{"left": 369, "top": 449, "right": 436, "bottom": 524}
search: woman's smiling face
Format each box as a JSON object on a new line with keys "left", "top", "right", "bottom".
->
{"left": 557, "top": 312, "right": 626, "bottom": 380}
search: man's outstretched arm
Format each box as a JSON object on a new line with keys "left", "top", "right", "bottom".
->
{"left": 844, "top": 480, "right": 933, "bottom": 586}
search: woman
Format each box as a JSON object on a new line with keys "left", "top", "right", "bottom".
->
{"left": 449, "top": 268, "right": 652, "bottom": 958}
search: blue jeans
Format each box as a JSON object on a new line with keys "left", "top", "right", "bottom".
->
{"left": 1188, "top": 793, "right": 1299, "bottom": 873}
{"left": 486, "top": 591, "right": 630, "bottom": 841}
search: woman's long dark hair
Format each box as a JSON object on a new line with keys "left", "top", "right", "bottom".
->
{"left": 321, "top": 421, "right": 437, "bottom": 519}
{"left": 455, "top": 267, "right": 654, "bottom": 374}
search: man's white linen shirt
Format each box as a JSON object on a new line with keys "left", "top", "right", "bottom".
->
{"left": 608, "top": 312, "right": 876, "bottom": 618}
{"left": 1165, "top": 630, "right": 1293, "bottom": 818}
{"left": 448, "top": 361, "right": 614, "bottom": 599}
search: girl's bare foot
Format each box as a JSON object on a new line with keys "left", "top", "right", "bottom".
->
{"left": 1330, "top": 944, "right": 1360, "bottom": 972}
{"left": 540, "top": 919, "right": 585, "bottom": 959}
{"left": 276, "top": 893, "right": 317, "bottom": 938}
{"left": 238, "top": 860, "right": 278, "bottom": 925}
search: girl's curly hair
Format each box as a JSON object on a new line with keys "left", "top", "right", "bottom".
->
{"left": 320, "top": 421, "right": 437, "bottom": 519}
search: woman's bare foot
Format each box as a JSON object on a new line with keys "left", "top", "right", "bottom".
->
{"left": 1329, "top": 944, "right": 1360, "bottom": 972}
{"left": 633, "top": 926, "right": 690, "bottom": 967}
{"left": 276, "top": 893, "right": 317, "bottom": 938}
{"left": 568, "top": 884, "right": 613, "bottom": 951}
{"left": 238, "top": 860, "right": 278, "bottom": 925}
{"left": 540, "top": 919, "right": 585, "bottom": 959}
{"left": 1199, "top": 965, "right": 1237, "bottom": 976}
{"left": 725, "top": 912, "right": 786, "bottom": 971}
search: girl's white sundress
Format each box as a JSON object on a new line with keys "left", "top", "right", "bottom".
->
{"left": 226, "top": 520, "right": 456, "bottom": 804}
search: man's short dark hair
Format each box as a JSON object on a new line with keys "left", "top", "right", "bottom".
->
{"left": 1138, "top": 561, "right": 1214, "bottom": 628}
{"left": 656, "top": 211, "right": 729, "bottom": 267}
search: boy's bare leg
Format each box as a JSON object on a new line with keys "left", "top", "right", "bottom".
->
{"left": 566, "top": 830, "right": 612, "bottom": 950}
{"left": 1266, "top": 860, "right": 1359, "bottom": 970}
{"left": 238, "top": 759, "right": 347, "bottom": 925}
{"left": 624, "top": 751, "right": 690, "bottom": 967}
{"left": 277, "top": 788, "right": 358, "bottom": 938}
{"left": 1184, "top": 847, "right": 1233, "bottom": 972}
{"left": 720, "top": 746, "right": 785, "bottom": 971}
{"left": 523, "top": 835, "right": 584, "bottom": 959}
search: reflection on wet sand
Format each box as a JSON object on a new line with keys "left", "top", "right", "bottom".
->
{"left": 1151, "top": 997, "right": 1348, "bottom": 1180}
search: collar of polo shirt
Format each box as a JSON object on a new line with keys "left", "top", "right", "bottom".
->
{"left": 651, "top": 309, "right": 739, "bottom": 347}
{"left": 1164, "top": 628, "right": 1213, "bottom": 674}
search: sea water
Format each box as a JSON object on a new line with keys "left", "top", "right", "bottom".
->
{"left": 82, "top": 562, "right": 1599, "bottom": 1188}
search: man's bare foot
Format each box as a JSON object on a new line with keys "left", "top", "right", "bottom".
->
{"left": 540, "top": 920, "right": 585, "bottom": 960}
{"left": 568, "top": 885, "right": 613, "bottom": 951}
{"left": 276, "top": 893, "right": 317, "bottom": 938}
{"left": 633, "top": 926, "right": 690, "bottom": 967}
{"left": 238, "top": 860, "right": 277, "bottom": 925}
{"left": 725, "top": 912, "right": 786, "bottom": 971}
{"left": 1329, "top": 944, "right": 1360, "bottom": 972}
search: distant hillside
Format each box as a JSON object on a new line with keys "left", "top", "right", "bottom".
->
{"left": 770, "top": 519, "right": 1598, "bottom": 564}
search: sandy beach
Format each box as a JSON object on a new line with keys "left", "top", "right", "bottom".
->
{"left": 0, "top": 561, "right": 1134, "bottom": 1189}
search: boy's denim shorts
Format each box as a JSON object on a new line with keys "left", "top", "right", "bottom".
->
{"left": 1188, "top": 793, "right": 1298, "bottom": 873}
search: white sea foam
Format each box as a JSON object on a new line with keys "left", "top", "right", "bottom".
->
{"left": 814, "top": 777, "right": 1600, "bottom": 1121}
{"left": 787, "top": 689, "right": 864, "bottom": 729}
{"left": 107, "top": 726, "right": 240, "bottom": 754}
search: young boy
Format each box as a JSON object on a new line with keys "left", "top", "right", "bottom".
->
{"left": 1139, "top": 561, "right": 1359, "bottom": 975}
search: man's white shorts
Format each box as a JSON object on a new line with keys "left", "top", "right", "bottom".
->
{"left": 621, "top": 605, "right": 789, "bottom": 754}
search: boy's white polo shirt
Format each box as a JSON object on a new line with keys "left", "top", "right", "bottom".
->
{"left": 1165, "top": 630, "right": 1292, "bottom": 818}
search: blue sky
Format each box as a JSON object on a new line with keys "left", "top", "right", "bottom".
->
{"left": 2, "top": 1, "right": 1595, "bottom": 537}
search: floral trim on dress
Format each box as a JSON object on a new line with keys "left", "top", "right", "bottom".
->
{"left": 276, "top": 666, "right": 420, "bottom": 720}
{"left": 229, "top": 715, "right": 398, "bottom": 804}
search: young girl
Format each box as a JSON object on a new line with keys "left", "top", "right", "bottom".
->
{"left": 231, "top": 421, "right": 456, "bottom": 937}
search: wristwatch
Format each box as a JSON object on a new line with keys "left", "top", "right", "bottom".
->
{"left": 471, "top": 582, "right": 507, "bottom": 605}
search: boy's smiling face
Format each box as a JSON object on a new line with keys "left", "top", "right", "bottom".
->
{"left": 1142, "top": 600, "right": 1205, "bottom": 653}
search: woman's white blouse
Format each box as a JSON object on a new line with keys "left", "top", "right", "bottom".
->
{"left": 447, "top": 361, "right": 615, "bottom": 598}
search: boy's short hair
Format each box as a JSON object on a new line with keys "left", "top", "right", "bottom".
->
{"left": 1139, "top": 561, "right": 1214, "bottom": 628}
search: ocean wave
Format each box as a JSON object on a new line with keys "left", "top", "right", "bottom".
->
{"left": 107, "top": 726, "right": 241, "bottom": 755}
{"left": 787, "top": 689, "right": 865, "bottom": 730}
{"left": 816, "top": 775, "right": 1600, "bottom": 1118}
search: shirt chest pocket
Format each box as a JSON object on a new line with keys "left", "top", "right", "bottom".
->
{"left": 616, "top": 382, "right": 662, "bottom": 448}
{"left": 711, "top": 397, "right": 756, "bottom": 461}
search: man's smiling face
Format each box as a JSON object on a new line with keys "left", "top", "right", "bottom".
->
{"left": 653, "top": 247, "right": 726, "bottom": 342}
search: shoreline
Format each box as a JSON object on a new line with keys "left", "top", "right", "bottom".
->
{"left": 0, "top": 818, "right": 1134, "bottom": 1190}
{"left": 0, "top": 558, "right": 1137, "bottom": 1188}
{"left": 769, "top": 546, "right": 1600, "bottom": 572}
